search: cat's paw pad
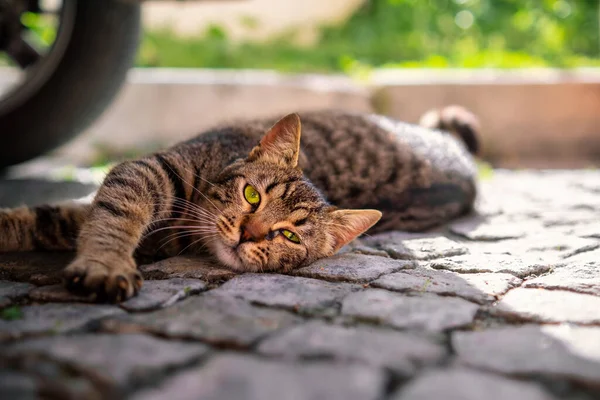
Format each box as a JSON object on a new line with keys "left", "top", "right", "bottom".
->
{"left": 64, "top": 258, "right": 143, "bottom": 303}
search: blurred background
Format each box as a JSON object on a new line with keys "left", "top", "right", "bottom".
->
{"left": 2, "top": 0, "right": 600, "bottom": 179}
{"left": 140, "top": 0, "right": 600, "bottom": 71}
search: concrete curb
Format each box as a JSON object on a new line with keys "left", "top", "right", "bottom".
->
{"left": 2, "top": 68, "right": 599, "bottom": 167}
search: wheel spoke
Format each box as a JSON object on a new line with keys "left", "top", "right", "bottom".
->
{"left": 5, "top": 36, "right": 41, "bottom": 69}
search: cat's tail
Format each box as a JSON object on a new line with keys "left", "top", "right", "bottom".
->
{"left": 0, "top": 203, "right": 90, "bottom": 252}
{"left": 419, "top": 105, "right": 481, "bottom": 155}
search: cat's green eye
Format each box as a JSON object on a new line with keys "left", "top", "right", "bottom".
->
{"left": 244, "top": 185, "right": 261, "bottom": 205}
{"left": 281, "top": 229, "right": 300, "bottom": 243}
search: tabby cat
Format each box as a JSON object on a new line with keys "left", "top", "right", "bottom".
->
{"left": 0, "top": 107, "right": 479, "bottom": 302}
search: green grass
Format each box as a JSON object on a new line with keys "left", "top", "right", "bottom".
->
{"left": 477, "top": 161, "right": 495, "bottom": 180}
{"left": 136, "top": 28, "right": 600, "bottom": 74}
{"left": 137, "top": 27, "right": 349, "bottom": 73}
{"left": 1, "top": 305, "right": 23, "bottom": 321}
{"left": 135, "top": 0, "right": 600, "bottom": 73}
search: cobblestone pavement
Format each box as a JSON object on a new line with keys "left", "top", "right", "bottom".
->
{"left": 0, "top": 170, "right": 599, "bottom": 400}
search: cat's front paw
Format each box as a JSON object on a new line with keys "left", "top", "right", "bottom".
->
{"left": 63, "top": 256, "right": 143, "bottom": 303}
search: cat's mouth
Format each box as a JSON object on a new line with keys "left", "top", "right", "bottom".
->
{"left": 211, "top": 239, "right": 247, "bottom": 271}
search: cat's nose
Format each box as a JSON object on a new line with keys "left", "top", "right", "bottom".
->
{"left": 239, "top": 220, "right": 269, "bottom": 243}
{"left": 239, "top": 226, "right": 253, "bottom": 243}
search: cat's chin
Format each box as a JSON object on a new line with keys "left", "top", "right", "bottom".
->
{"left": 211, "top": 240, "right": 261, "bottom": 272}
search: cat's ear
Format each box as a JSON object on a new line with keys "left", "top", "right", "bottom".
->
{"left": 248, "top": 113, "right": 301, "bottom": 168}
{"left": 326, "top": 209, "right": 382, "bottom": 252}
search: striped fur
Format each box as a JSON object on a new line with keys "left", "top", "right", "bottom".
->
{"left": 0, "top": 107, "right": 479, "bottom": 302}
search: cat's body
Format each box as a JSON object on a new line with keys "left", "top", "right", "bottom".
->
{"left": 177, "top": 110, "right": 477, "bottom": 232}
{"left": 0, "top": 108, "right": 479, "bottom": 302}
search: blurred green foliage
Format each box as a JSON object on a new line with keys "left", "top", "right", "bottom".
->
{"left": 137, "top": 0, "right": 600, "bottom": 72}
{"left": 0, "top": 305, "right": 23, "bottom": 321}
{"left": 20, "top": 11, "right": 56, "bottom": 46}
{"left": 0, "top": 11, "right": 57, "bottom": 66}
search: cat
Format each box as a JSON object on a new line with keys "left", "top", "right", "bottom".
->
{"left": 0, "top": 107, "right": 479, "bottom": 302}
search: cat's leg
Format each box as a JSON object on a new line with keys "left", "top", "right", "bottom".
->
{"left": 63, "top": 156, "right": 180, "bottom": 302}
{"left": 0, "top": 203, "right": 90, "bottom": 251}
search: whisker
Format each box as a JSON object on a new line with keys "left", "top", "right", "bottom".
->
{"left": 159, "top": 228, "right": 218, "bottom": 243}
{"left": 179, "top": 164, "right": 216, "bottom": 188}
{"left": 150, "top": 217, "right": 214, "bottom": 226}
{"left": 158, "top": 231, "right": 218, "bottom": 251}
{"left": 142, "top": 225, "right": 217, "bottom": 240}
{"left": 147, "top": 221, "right": 208, "bottom": 231}
{"left": 177, "top": 235, "right": 218, "bottom": 256}
{"left": 193, "top": 235, "right": 220, "bottom": 254}
{"left": 154, "top": 199, "right": 217, "bottom": 220}
{"left": 169, "top": 198, "right": 218, "bottom": 220}
{"left": 158, "top": 225, "right": 218, "bottom": 239}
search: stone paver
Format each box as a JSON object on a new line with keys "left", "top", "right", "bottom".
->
{"left": 563, "top": 248, "right": 600, "bottom": 264}
{"left": 0, "top": 303, "right": 124, "bottom": 341}
{"left": 0, "top": 280, "right": 34, "bottom": 308}
{"left": 211, "top": 273, "right": 358, "bottom": 314}
{"left": 449, "top": 215, "right": 536, "bottom": 241}
{"left": 372, "top": 268, "right": 521, "bottom": 304}
{"left": 131, "top": 354, "right": 386, "bottom": 400}
{"left": 293, "top": 253, "right": 415, "bottom": 282}
{"left": 559, "top": 223, "right": 600, "bottom": 239}
{"left": 1, "top": 170, "right": 600, "bottom": 399}
{"left": 341, "top": 289, "right": 479, "bottom": 331}
{"left": 1, "top": 334, "right": 209, "bottom": 390}
{"left": 257, "top": 320, "right": 446, "bottom": 376}
{"left": 393, "top": 368, "right": 557, "bottom": 400}
{"left": 139, "top": 255, "right": 236, "bottom": 283}
{"left": 499, "top": 232, "right": 599, "bottom": 260}
{"left": 494, "top": 287, "right": 600, "bottom": 324}
{"left": 348, "top": 244, "right": 390, "bottom": 258}
{"left": 563, "top": 243, "right": 600, "bottom": 259}
{"left": 363, "top": 231, "right": 441, "bottom": 244}
{"left": 101, "top": 294, "right": 301, "bottom": 347}
{"left": 120, "top": 278, "right": 207, "bottom": 311}
{"left": 28, "top": 278, "right": 207, "bottom": 310}
{"left": 0, "top": 252, "right": 72, "bottom": 286}
{"left": 429, "top": 253, "right": 556, "bottom": 278}
{"left": 541, "top": 325, "right": 600, "bottom": 363}
{"left": 28, "top": 284, "right": 96, "bottom": 303}
{"left": 540, "top": 210, "right": 599, "bottom": 228}
{"left": 365, "top": 236, "right": 468, "bottom": 260}
{"left": 0, "top": 369, "right": 38, "bottom": 400}
{"left": 453, "top": 325, "right": 600, "bottom": 386}
{"left": 523, "top": 261, "right": 600, "bottom": 296}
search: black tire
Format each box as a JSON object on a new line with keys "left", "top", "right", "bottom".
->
{"left": 0, "top": 0, "right": 141, "bottom": 169}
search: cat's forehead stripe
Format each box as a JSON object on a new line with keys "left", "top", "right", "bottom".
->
{"left": 218, "top": 173, "right": 245, "bottom": 185}
{"left": 281, "top": 180, "right": 298, "bottom": 199}
{"left": 265, "top": 181, "right": 279, "bottom": 193}
{"left": 293, "top": 217, "right": 308, "bottom": 226}
{"left": 288, "top": 207, "right": 311, "bottom": 219}
{"left": 265, "top": 178, "right": 300, "bottom": 195}
{"left": 291, "top": 204, "right": 322, "bottom": 214}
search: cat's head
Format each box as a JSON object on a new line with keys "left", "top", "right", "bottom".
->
{"left": 206, "top": 113, "right": 381, "bottom": 272}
